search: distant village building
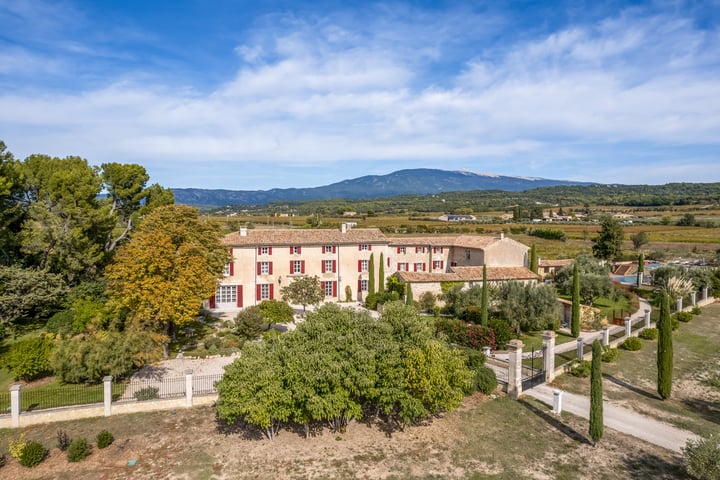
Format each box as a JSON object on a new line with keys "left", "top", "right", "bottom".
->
{"left": 538, "top": 258, "right": 574, "bottom": 279}
{"left": 439, "top": 214, "right": 476, "bottom": 222}
{"left": 208, "top": 225, "right": 537, "bottom": 311}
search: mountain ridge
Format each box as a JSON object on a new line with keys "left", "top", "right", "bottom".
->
{"left": 171, "top": 168, "right": 594, "bottom": 207}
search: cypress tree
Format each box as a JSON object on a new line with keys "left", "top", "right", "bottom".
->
{"left": 530, "top": 244, "right": 538, "bottom": 274}
{"left": 637, "top": 252, "right": 645, "bottom": 287}
{"left": 589, "top": 339, "right": 604, "bottom": 444}
{"left": 406, "top": 283, "right": 413, "bottom": 306}
{"left": 378, "top": 252, "right": 385, "bottom": 293}
{"left": 368, "top": 253, "right": 375, "bottom": 295}
{"left": 571, "top": 261, "right": 580, "bottom": 337}
{"left": 657, "top": 292, "right": 673, "bottom": 399}
{"left": 481, "top": 265, "right": 489, "bottom": 326}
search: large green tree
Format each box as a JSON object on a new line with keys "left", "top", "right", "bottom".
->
{"left": 529, "top": 244, "right": 538, "bottom": 274}
{"left": 556, "top": 253, "right": 612, "bottom": 305}
{"left": 589, "top": 339, "right": 604, "bottom": 443}
{"left": 258, "top": 299, "right": 294, "bottom": 329}
{"left": 280, "top": 275, "right": 324, "bottom": 315}
{"left": 105, "top": 205, "right": 229, "bottom": 357}
{"left": 571, "top": 262, "right": 580, "bottom": 337}
{"left": 592, "top": 216, "right": 624, "bottom": 261}
{"left": 378, "top": 252, "right": 385, "bottom": 293}
{"left": 0, "top": 141, "right": 24, "bottom": 264}
{"left": 637, "top": 252, "right": 645, "bottom": 287}
{"left": 496, "top": 282, "right": 559, "bottom": 334}
{"left": 657, "top": 292, "right": 673, "bottom": 400}
{"left": 480, "top": 265, "right": 489, "bottom": 327}
{"left": 368, "top": 253, "right": 376, "bottom": 295}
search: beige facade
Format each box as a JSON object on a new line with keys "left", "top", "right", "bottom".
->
{"left": 211, "top": 225, "right": 534, "bottom": 311}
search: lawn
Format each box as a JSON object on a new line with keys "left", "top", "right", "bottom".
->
{"left": 520, "top": 330, "right": 575, "bottom": 351}
{"left": 553, "top": 302, "right": 720, "bottom": 438}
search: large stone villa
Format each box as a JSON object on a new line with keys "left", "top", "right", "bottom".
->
{"left": 208, "top": 223, "right": 538, "bottom": 312}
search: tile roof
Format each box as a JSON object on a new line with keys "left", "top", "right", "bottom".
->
{"left": 223, "top": 227, "right": 387, "bottom": 246}
{"left": 538, "top": 259, "right": 574, "bottom": 268}
{"left": 386, "top": 236, "right": 460, "bottom": 247}
{"left": 395, "top": 266, "right": 539, "bottom": 283}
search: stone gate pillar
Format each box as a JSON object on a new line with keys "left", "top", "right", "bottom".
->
{"left": 10, "top": 384, "right": 20, "bottom": 428}
{"left": 691, "top": 291, "right": 697, "bottom": 306}
{"left": 185, "top": 369, "right": 193, "bottom": 407}
{"left": 576, "top": 338, "right": 584, "bottom": 359}
{"left": 542, "top": 331, "right": 556, "bottom": 383}
{"left": 624, "top": 317, "right": 632, "bottom": 338}
{"left": 103, "top": 376, "right": 113, "bottom": 417}
{"left": 507, "top": 340, "right": 523, "bottom": 400}
{"left": 676, "top": 297, "right": 683, "bottom": 312}
{"left": 703, "top": 287, "right": 709, "bottom": 300}
{"left": 644, "top": 310, "right": 651, "bottom": 329}
{"left": 602, "top": 326, "right": 610, "bottom": 346}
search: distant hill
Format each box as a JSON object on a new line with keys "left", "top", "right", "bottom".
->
{"left": 171, "top": 168, "right": 594, "bottom": 207}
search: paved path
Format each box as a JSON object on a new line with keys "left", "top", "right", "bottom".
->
{"left": 525, "top": 384, "right": 699, "bottom": 453}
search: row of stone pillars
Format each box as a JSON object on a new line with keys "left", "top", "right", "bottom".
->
{"left": 7, "top": 370, "right": 196, "bottom": 428}
{"left": 677, "top": 287, "right": 710, "bottom": 312}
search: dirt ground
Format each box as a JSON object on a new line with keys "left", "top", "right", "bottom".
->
{"left": 0, "top": 392, "right": 687, "bottom": 480}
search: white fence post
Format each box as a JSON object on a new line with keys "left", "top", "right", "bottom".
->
{"left": 691, "top": 291, "right": 697, "bottom": 306}
{"left": 507, "top": 340, "right": 523, "bottom": 400}
{"left": 10, "top": 384, "right": 21, "bottom": 428}
{"left": 676, "top": 297, "right": 683, "bottom": 312}
{"left": 624, "top": 317, "right": 632, "bottom": 338}
{"left": 103, "top": 376, "right": 113, "bottom": 417}
{"left": 576, "top": 338, "right": 584, "bottom": 359}
{"left": 644, "top": 310, "right": 651, "bottom": 329}
{"left": 602, "top": 326, "right": 610, "bottom": 346}
{"left": 185, "top": 369, "right": 193, "bottom": 407}
{"left": 553, "top": 389, "right": 564, "bottom": 414}
{"left": 542, "top": 331, "right": 556, "bottom": 383}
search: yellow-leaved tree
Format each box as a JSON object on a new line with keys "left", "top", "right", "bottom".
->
{"left": 105, "top": 205, "right": 229, "bottom": 357}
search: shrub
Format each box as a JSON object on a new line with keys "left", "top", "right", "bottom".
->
{"left": 434, "top": 317, "right": 496, "bottom": 349}
{"left": 133, "top": 386, "right": 159, "bottom": 401}
{"left": 528, "top": 228, "right": 567, "bottom": 241}
{"left": 5, "top": 336, "right": 55, "bottom": 381}
{"left": 262, "top": 329, "right": 281, "bottom": 341}
{"left": 0, "top": 453, "right": 5, "bottom": 468}
{"left": 674, "top": 311, "right": 693, "bottom": 323}
{"left": 671, "top": 315, "right": 680, "bottom": 331}
{"left": 621, "top": 337, "right": 642, "bottom": 351}
{"left": 18, "top": 441, "right": 47, "bottom": 468}
{"left": 235, "top": 306, "right": 263, "bottom": 341}
{"left": 639, "top": 328, "right": 659, "bottom": 340}
{"left": 684, "top": 434, "right": 720, "bottom": 480}
{"left": 568, "top": 359, "right": 591, "bottom": 377}
{"left": 96, "top": 430, "right": 114, "bottom": 449}
{"left": 57, "top": 430, "right": 71, "bottom": 452}
{"left": 473, "top": 366, "right": 498, "bottom": 395}
{"left": 67, "top": 438, "right": 91, "bottom": 462}
{"left": 9, "top": 433, "right": 27, "bottom": 459}
{"left": 691, "top": 306, "right": 702, "bottom": 315}
{"left": 488, "top": 318, "right": 514, "bottom": 348}
{"left": 463, "top": 348, "right": 486, "bottom": 369}
{"left": 46, "top": 309, "right": 75, "bottom": 335}
{"left": 601, "top": 346, "right": 620, "bottom": 363}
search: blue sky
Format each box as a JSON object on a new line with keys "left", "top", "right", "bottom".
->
{"left": 1, "top": 0, "right": 719, "bottom": 190}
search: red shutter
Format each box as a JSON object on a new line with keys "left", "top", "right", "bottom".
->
{"left": 269, "top": 262, "right": 273, "bottom": 275}
{"left": 236, "top": 286, "right": 243, "bottom": 307}
{"left": 358, "top": 260, "right": 362, "bottom": 272}
{"left": 256, "top": 262, "right": 261, "bottom": 275}
{"left": 397, "top": 247, "right": 401, "bottom": 254}
{"left": 332, "top": 245, "right": 336, "bottom": 254}
{"left": 423, "top": 263, "right": 426, "bottom": 271}
{"left": 209, "top": 295, "right": 216, "bottom": 309}
{"left": 358, "top": 244, "right": 362, "bottom": 251}
{"left": 290, "top": 261, "right": 294, "bottom": 273}
{"left": 298, "top": 246, "right": 302, "bottom": 254}
{"left": 368, "top": 245, "right": 372, "bottom": 251}
{"left": 270, "top": 284, "right": 274, "bottom": 300}
{"left": 321, "top": 261, "right": 326, "bottom": 273}
{"left": 229, "top": 262, "right": 234, "bottom": 276}
{"left": 333, "top": 281, "right": 337, "bottom": 297}
{"left": 256, "top": 285, "right": 261, "bottom": 301}
{"left": 258, "top": 247, "right": 262, "bottom": 255}
{"left": 441, "top": 261, "right": 444, "bottom": 270}
{"left": 321, "top": 281, "right": 326, "bottom": 294}
{"left": 387, "top": 257, "right": 390, "bottom": 267}
{"left": 269, "top": 247, "right": 272, "bottom": 255}
{"left": 414, "top": 263, "right": 417, "bottom": 272}
{"left": 397, "top": 263, "right": 401, "bottom": 270}
{"left": 299, "top": 261, "right": 304, "bottom": 274}
{"left": 332, "top": 260, "right": 336, "bottom": 273}
{"left": 358, "top": 279, "right": 362, "bottom": 292}
{"left": 415, "top": 246, "right": 419, "bottom": 253}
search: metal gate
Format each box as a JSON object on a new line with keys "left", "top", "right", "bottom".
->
{"left": 521, "top": 346, "right": 545, "bottom": 391}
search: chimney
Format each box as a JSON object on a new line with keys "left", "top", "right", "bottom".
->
{"left": 240, "top": 227, "right": 247, "bottom": 237}
{"left": 340, "top": 223, "right": 348, "bottom": 233}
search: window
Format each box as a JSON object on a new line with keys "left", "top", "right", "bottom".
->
{"left": 323, "top": 245, "right": 336, "bottom": 254}
{"left": 322, "top": 259, "right": 335, "bottom": 273}
{"left": 359, "top": 244, "right": 370, "bottom": 251}
{"left": 359, "top": 259, "right": 369, "bottom": 272}
{"left": 465, "top": 249, "right": 471, "bottom": 260}
{"left": 260, "top": 284, "right": 271, "bottom": 300}
{"left": 216, "top": 285, "right": 237, "bottom": 304}
{"left": 397, "top": 262, "right": 408, "bottom": 271}
{"left": 291, "top": 246, "right": 302, "bottom": 254}
{"left": 257, "top": 261, "right": 273, "bottom": 275}
{"left": 292, "top": 260, "right": 304, "bottom": 274}
{"left": 397, "top": 247, "right": 406, "bottom": 254}
{"left": 259, "top": 246, "right": 271, "bottom": 255}
{"left": 415, "top": 246, "right": 426, "bottom": 253}
{"left": 414, "top": 262, "right": 425, "bottom": 272}
{"left": 323, "top": 281, "right": 334, "bottom": 297}
{"left": 222, "top": 263, "right": 231, "bottom": 276}
{"left": 433, "top": 260, "right": 444, "bottom": 270}
{"left": 433, "top": 246, "right": 444, "bottom": 254}
{"left": 360, "top": 279, "right": 368, "bottom": 291}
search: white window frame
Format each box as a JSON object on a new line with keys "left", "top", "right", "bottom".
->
{"left": 324, "top": 281, "right": 333, "bottom": 297}
{"left": 359, "top": 244, "right": 370, "bottom": 251}
{"left": 360, "top": 259, "right": 369, "bottom": 272}
{"left": 324, "top": 260, "right": 333, "bottom": 272}
{"left": 398, "top": 263, "right": 408, "bottom": 272}
{"left": 292, "top": 260, "right": 303, "bottom": 274}
{"left": 216, "top": 285, "right": 237, "bottom": 304}
{"left": 222, "top": 264, "right": 231, "bottom": 276}
{"left": 399, "top": 247, "right": 406, "bottom": 254}
{"left": 323, "top": 245, "right": 334, "bottom": 254}
{"left": 414, "top": 262, "right": 424, "bottom": 272}
{"left": 260, "top": 284, "right": 270, "bottom": 300}
{"left": 260, "top": 261, "right": 270, "bottom": 275}
{"left": 360, "top": 279, "right": 368, "bottom": 291}
{"left": 433, "top": 260, "right": 443, "bottom": 270}
{"left": 292, "top": 246, "right": 301, "bottom": 254}
{"left": 260, "top": 246, "right": 270, "bottom": 255}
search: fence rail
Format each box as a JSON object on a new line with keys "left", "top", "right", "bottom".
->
{"left": 194, "top": 374, "right": 222, "bottom": 396}
{"left": 0, "top": 391, "right": 9, "bottom": 416}
{"left": 22, "top": 383, "right": 105, "bottom": 411}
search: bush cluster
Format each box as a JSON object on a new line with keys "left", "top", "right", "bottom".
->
{"left": 365, "top": 291, "right": 400, "bottom": 310}
{"left": 18, "top": 441, "right": 47, "bottom": 468}
{"left": 488, "top": 318, "right": 514, "bottom": 348}
{"left": 5, "top": 335, "right": 54, "bottom": 381}
{"left": 621, "top": 337, "right": 642, "bottom": 351}
{"left": 56, "top": 430, "right": 71, "bottom": 451}
{"left": 134, "top": 386, "right": 159, "bottom": 401}
{"left": 96, "top": 430, "right": 114, "bottom": 449}
{"left": 67, "top": 438, "right": 91, "bottom": 462}
{"left": 684, "top": 434, "right": 720, "bottom": 480}
{"left": 674, "top": 311, "right": 693, "bottom": 323}
{"left": 472, "top": 366, "right": 498, "bottom": 395}
{"left": 601, "top": 346, "right": 620, "bottom": 363}
{"left": 691, "top": 306, "right": 702, "bottom": 315}
{"left": 568, "top": 359, "right": 591, "bottom": 377}
{"left": 434, "top": 317, "right": 497, "bottom": 349}
{"left": 639, "top": 328, "right": 659, "bottom": 340}
{"left": 528, "top": 228, "right": 567, "bottom": 241}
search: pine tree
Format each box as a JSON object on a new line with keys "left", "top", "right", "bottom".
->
{"left": 530, "top": 244, "right": 538, "bottom": 274}
{"left": 378, "top": 253, "right": 385, "bottom": 293}
{"left": 657, "top": 292, "right": 673, "bottom": 400}
{"left": 637, "top": 252, "right": 645, "bottom": 287}
{"left": 571, "top": 261, "right": 580, "bottom": 337}
{"left": 481, "top": 265, "right": 489, "bottom": 326}
{"left": 406, "top": 283, "right": 413, "bottom": 306}
{"left": 589, "top": 339, "right": 604, "bottom": 444}
{"left": 368, "top": 253, "right": 375, "bottom": 296}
